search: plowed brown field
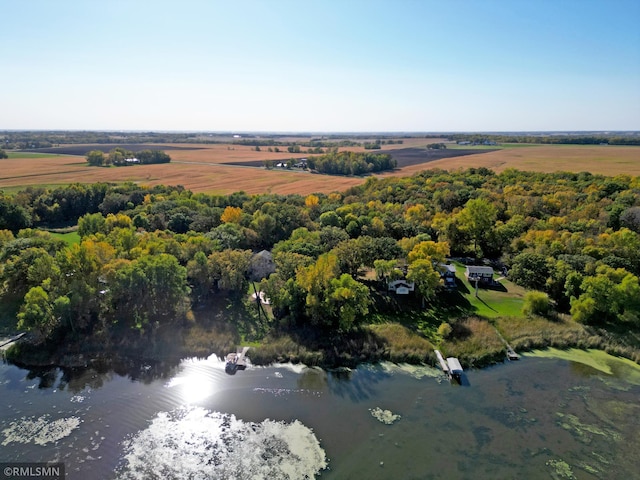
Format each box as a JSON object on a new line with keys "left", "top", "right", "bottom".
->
{"left": 1, "top": 143, "right": 638, "bottom": 195}
{"left": 392, "top": 144, "right": 640, "bottom": 177}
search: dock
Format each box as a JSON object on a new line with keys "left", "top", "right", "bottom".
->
{"left": 434, "top": 350, "right": 449, "bottom": 374}
{"left": 0, "top": 332, "right": 26, "bottom": 350}
{"left": 493, "top": 327, "right": 520, "bottom": 360}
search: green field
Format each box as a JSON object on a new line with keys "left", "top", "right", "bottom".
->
{"left": 50, "top": 231, "right": 81, "bottom": 245}
{"left": 6, "top": 152, "right": 62, "bottom": 159}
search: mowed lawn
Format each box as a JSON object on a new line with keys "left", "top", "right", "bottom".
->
{"left": 50, "top": 231, "right": 81, "bottom": 245}
{"left": 1, "top": 143, "right": 639, "bottom": 195}
{"left": 451, "top": 262, "right": 526, "bottom": 318}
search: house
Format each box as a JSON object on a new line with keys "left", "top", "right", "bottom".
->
{"left": 440, "top": 264, "right": 457, "bottom": 290}
{"left": 249, "top": 250, "right": 276, "bottom": 281}
{"left": 388, "top": 279, "right": 415, "bottom": 295}
{"left": 465, "top": 265, "right": 494, "bottom": 284}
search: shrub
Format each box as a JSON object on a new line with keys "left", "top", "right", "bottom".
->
{"left": 437, "top": 322, "right": 452, "bottom": 339}
{"left": 522, "top": 291, "right": 551, "bottom": 317}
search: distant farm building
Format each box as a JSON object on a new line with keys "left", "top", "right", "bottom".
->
{"left": 465, "top": 266, "right": 494, "bottom": 284}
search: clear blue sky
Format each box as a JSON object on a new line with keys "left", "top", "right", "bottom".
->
{"left": 2, "top": 0, "right": 639, "bottom": 132}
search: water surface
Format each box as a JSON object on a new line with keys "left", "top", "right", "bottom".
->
{"left": 1, "top": 350, "right": 639, "bottom": 479}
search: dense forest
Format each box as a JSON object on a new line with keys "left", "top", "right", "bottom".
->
{"left": 307, "top": 151, "right": 397, "bottom": 175}
{"left": 1, "top": 167, "right": 640, "bottom": 366}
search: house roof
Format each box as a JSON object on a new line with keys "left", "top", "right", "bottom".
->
{"left": 440, "top": 264, "right": 457, "bottom": 273}
{"left": 388, "top": 280, "right": 414, "bottom": 287}
{"left": 254, "top": 250, "right": 273, "bottom": 260}
{"left": 466, "top": 266, "right": 494, "bottom": 275}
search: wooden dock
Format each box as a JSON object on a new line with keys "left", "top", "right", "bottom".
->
{"left": 434, "top": 350, "right": 449, "bottom": 374}
{"left": 492, "top": 327, "right": 520, "bottom": 360}
{"left": 0, "top": 332, "right": 26, "bottom": 350}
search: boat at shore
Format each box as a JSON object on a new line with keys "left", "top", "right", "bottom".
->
{"left": 225, "top": 346, "right": 250, "bottom": 374}
{"left": 446, "top": 356, "right": 463, "bottom": 382}
{"left": 434, "top": 350, "right": 463, "bottom": 383}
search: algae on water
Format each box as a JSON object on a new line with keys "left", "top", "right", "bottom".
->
{"left": 369, "top": 407, "right": 401, "bottom": 425}
{"left": 556, "top": 412, "right": 620, "bottom": 445}
{"left": 546, "top": 459, "right": 576, "bottom": 479}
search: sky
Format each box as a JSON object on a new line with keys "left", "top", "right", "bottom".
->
{"left": 2, "top": 0, "right": 639, "bottom": 132}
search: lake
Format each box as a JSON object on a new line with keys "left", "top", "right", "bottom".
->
{"left": 1, "top": 349, "right": 639, "bottom": 479}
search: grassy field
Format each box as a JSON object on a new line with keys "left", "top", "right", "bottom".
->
{"left": 1, "top": 142, "right": 638, "bottom": 195}
{"left": 6, "top": 152, "right": 63, "bottom": 159}
{"left": 50, "top": 231, "right": 81, "bottom": 245}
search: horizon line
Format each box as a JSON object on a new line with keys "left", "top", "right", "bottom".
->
{"left": 1, "top": 129, "right": 639, "bottom": 136}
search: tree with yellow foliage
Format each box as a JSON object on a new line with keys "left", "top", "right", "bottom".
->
{"left": 220, "top": 206, "right": 243, "bottom": 224}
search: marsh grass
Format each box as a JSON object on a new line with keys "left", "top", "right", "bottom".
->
{"left": 368, "top": 323, "right": 434, "bottom": 363}
{"left": 440, "top": 317, "right": 506, "bottom": 367}
{"left": 495, "top": 315, "right": 640, "bottom": 364}
{"left": 495, "top": 315, "right": 592, "bottom": 351}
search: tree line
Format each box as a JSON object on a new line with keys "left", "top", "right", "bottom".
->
{"left": 449, "top": 133, "right": 640, "bottom": 146}
{"left": 86, "top": 148, "right": 171, "bottom": 167}
{"left": 307, "top": 151, "right": 396, "bottom": 175}
{"left": 1, "top": 166, "right": 640, "bottom": 354}
{"left": 0, "top": 131, "right": 411, "bottom": 150}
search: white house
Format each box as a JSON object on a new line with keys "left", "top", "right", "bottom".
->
{"left": 465, "top": 265, "right": 494, "bottom": 284}
{"left": 388, "top": 279, "right": 415, "bottom": 295}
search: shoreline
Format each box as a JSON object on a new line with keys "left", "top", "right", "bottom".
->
{"left": 4, "top": 321, "right": 640, "bottom": 376}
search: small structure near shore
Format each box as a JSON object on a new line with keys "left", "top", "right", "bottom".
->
{"left": 506, "top": 346, "right": 520, "bottom": 361}
{"left": 225, "top": 346, "right": 250, "bottom": 375}
{"left": 446, "top": 357, "right": 464, "bottom": 382}
{"left": 0, "top": 332, "right": 26, "bottom": 351}
{"left": 435, "top": 349, "right": 464, "bottom": 382}
{"left": 434, "top": 350, "right": 449, "bottom": 374}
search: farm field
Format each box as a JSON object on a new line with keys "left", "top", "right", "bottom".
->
{"left": 394, "top": 144, "right": 640, "bottom": 177}
{"left": 2, "top": 142, "right": 639, "bottom": 195}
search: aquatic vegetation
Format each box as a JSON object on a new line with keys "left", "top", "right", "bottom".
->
{"left": 378, "top": 362, "right": 443, "bottom": 380}
{"left": 1, "top": 414, "right": 81, "bottom": 446}
{"left": 369, "top": 407, "right": 401, "bottom": 425}
{"left": 527, "top": 348, "right": 640, "bottom": 381}
{"left": 117, "top": 406, "right": 327, "bottom": 479}
{"left": 546, "top": 459, "right": 576, "bottom": 479}
{"left": 556, "top": 412, "right": 620, "bottom": 445}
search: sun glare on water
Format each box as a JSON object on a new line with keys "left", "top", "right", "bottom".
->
{"left": 165, "top": 356, "right": 227, "bottom": 404}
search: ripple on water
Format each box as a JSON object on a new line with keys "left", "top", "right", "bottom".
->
{"left": 116, "top": 406, "right": 327, "bottom": 479}
{"left": 1, "top": 415, "right": 81, "bottom": 446}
